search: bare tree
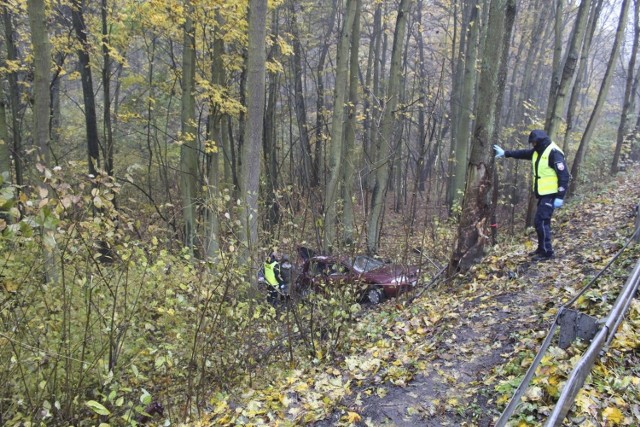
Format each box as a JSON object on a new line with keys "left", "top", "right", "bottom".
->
{"left": 569, "top": 0, "right": 631, "bottom": 195}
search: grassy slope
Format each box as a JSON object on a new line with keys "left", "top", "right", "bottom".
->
{"left": 195, "top": 167, "right": 640, "bottom": 427}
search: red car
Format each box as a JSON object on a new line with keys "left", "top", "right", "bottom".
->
{"left": 295, "top": 253, "right": 419, "bottom": 304}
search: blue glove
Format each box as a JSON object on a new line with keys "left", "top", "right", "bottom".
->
{"left": 493, "top": 145, "right": 505, "bottom": 158}
{"left": 553, "top": 198, "right": 564, "bottom": 209}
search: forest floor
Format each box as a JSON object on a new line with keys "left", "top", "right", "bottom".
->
{"left": 202, "top": 166, "right": 640, "bottom": 426}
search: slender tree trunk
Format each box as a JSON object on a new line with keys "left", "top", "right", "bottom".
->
{"left": 287, "top": 1, "right": 314, "bottom": 190}
{"left": 2, "top": 6, "right": 23, "bottom": 186}
{"left": 562, "top": 0, "right": 604, "bottom": 154}
{"left": 263, "top": 12, "right": 280, "bottom": 228}
{"left": 71, "top": 0, "right": 101, "bottom": 177}
{"left": 28, "top": 0, "right": 51, "bottom": 166}
{"left": 101, "top": 0, "right": 114, "bottom": 177}
{"left": 324, "top": 0, "right": 356, "bottom": 252}
{"left": 28, "top": 0, "right": 58, "bottom": 286}
{"left": 314, "top": 0, "right": 338, "bottom": 189}
{"left": 341, "top": 0, "right": 361, "bottom": 245}
{"left": 491, "top": 0, "right": 516, "bottom": 245}
{"left": 204, "top": 13, "right": 226, "bottom": 258}
{"left": 449, "top": 0, "right": 479, "bottom": 210}
{"left": 179, "top": 2, "right": 198, "bottom": 250}
{"left": 544, "top": 0, "right": 564, "bottom": 131}
{"left": 611, "top": 0, "right": 640, "bottom": 174}
{"left": 545, "top": 0, "right": 591, "bottom": 140}
{"left": 0, "top": 101, "right": 10, "bottom": 182}
{"left": 366, "top": 0, "right": 412, "bottom": 255}
{"left": 240, "top": 0, "right": 267, "bottom": 255}
{"left": 570, "top": 0, "right": 631, "bottom": 195}
{"left": 362, "top": 3, "right": 382, "bottom": 212}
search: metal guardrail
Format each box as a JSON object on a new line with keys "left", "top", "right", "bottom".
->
{"left": 496, "top": 215, "right": 640, "bottom": 426}
{"left": 545, "top": 259, "right": 640, "bottom": 425}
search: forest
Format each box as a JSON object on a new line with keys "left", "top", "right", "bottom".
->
{"left": 0, "top": 0, "right": 639, "bottom": 425}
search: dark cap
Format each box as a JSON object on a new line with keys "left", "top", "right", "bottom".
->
{"left": 528, "top": 129, "right": 548, "bottom": 144}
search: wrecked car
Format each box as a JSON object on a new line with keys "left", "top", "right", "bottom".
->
{"left": 295, "top": 253, "right": 419, "bottom": 304}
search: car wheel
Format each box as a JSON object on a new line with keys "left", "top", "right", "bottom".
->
{"left": 367, "top": 287, "right": 383, "bottom": 305}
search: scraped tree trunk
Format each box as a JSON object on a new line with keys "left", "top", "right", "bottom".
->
{"left": 366, "top": 0, "right": 411, "bottom": 255}
{"left": 570, "top": 0, "right": 631, "bottom": 196}
{"left": 449, "top": 0, "right": 515, "bottom": 275}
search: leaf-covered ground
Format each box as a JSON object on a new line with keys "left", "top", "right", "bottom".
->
{"left": 196, "top": 168, "right": 640, "bottom": 427}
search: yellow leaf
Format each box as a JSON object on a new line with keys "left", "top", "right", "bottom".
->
{"left": 602, "top": 407, "right": 623, "bottom": 424}
{"left": 345, "top": 411, "right": 361, "bottom": 423}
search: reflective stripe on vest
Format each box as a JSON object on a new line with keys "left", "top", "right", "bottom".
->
{"left": 532, "top": 142, "right": 563, "bottom": 196}
{"left": 264, "top": 261, "right": 279, "bottom": 287}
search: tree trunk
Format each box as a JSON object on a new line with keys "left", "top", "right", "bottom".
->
{"left": 263, "top": 12, "right": 280, "bottom": 229}
{"left": 362, "top": 3, "right": 382, "bottom": 213}
{"left": 101, "top": 0, "right": 114, "bottom": 177}
{"left": 611, "top": 0, "right": 639, "bottom": 174}
{"left": 179, "top": 2, "right": 198, "bottom": 250}
{"left": 366, "top": 0, "right": 411, "bottom": 255}
{"left": 287, "top": 1, "right": 314, "bottom": 190}
{"left": 2, "top": 6, "right": 23, "bottom": 186}
{"left": 341, "top": 0, "right": 361, "bottom": 245}
{"left": 562, "top": 0, "right": 604, "bottom": 154}
{"left": 71, "top": 0, "right": 101, "bottom": 177}
{"left": 545, "top": 0, "right": 591, "bottom": 141}
{"left": 240, "top": 0, "right": 267, "bottom": 255}
{"left": 323, "top": 0, "right": 356, "bottom": 252}
{"left": 449, "top": 0, "right": 479, "bottom": 210}
{"left": 0, "top": 101, "right": 10, "bottom": 182}
{"left": 449, "top": 0, "right": 514, "bottom": 275}
{"left": 28, "top": 0, "right": 51, "bottom": 166}
{"left": 28, "top": 0, "right": 58, "bottom": 285}
{"left": 569, "top": 0, "right": 631, "bottom": 196}
{"left": 314, "top": 0, "right": 338, "bottom": 189}
{"left": 204, "top": 12, "right": 226, "bottom": 258}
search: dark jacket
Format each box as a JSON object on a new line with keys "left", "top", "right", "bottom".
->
{"left": 505, "top": 131, "right": 570, "bottom": 199}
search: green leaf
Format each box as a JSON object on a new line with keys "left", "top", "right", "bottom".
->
{"left": 86, "top": 400, "right": 111, "bottom": 416}
{"left": 140, "top": 388, "right": 152, "bottom": 405}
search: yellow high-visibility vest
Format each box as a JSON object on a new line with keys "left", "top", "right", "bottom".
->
{"left": 532, "top": 142, "right": 563, "bottom": 195}
{"left": 264, "top": 260, "right": 279, "bottom": 287}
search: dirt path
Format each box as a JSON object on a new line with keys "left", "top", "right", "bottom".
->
{"left": 314, "top": 171, "right": 640, "bottom": 426}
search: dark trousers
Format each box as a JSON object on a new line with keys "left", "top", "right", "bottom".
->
{"left": 534, "top": 195, "right": 556, "bottom": 256}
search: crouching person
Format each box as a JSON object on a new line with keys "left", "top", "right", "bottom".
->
{"left": 264, "top": 252, "right": 284, "bottom": 305}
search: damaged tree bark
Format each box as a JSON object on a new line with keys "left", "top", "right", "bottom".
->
{"left": 449, "top": 0, "right": 516, "bottom": 275}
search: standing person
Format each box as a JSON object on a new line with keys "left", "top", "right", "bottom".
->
{"left": 493, "top": 129, "right": 570, "bottom": 261}
{"left": 279, "top": 254, "right": 293, "bottom": 296}
{"left": 264, "top": 251, "right": 284, "bottom": 304}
